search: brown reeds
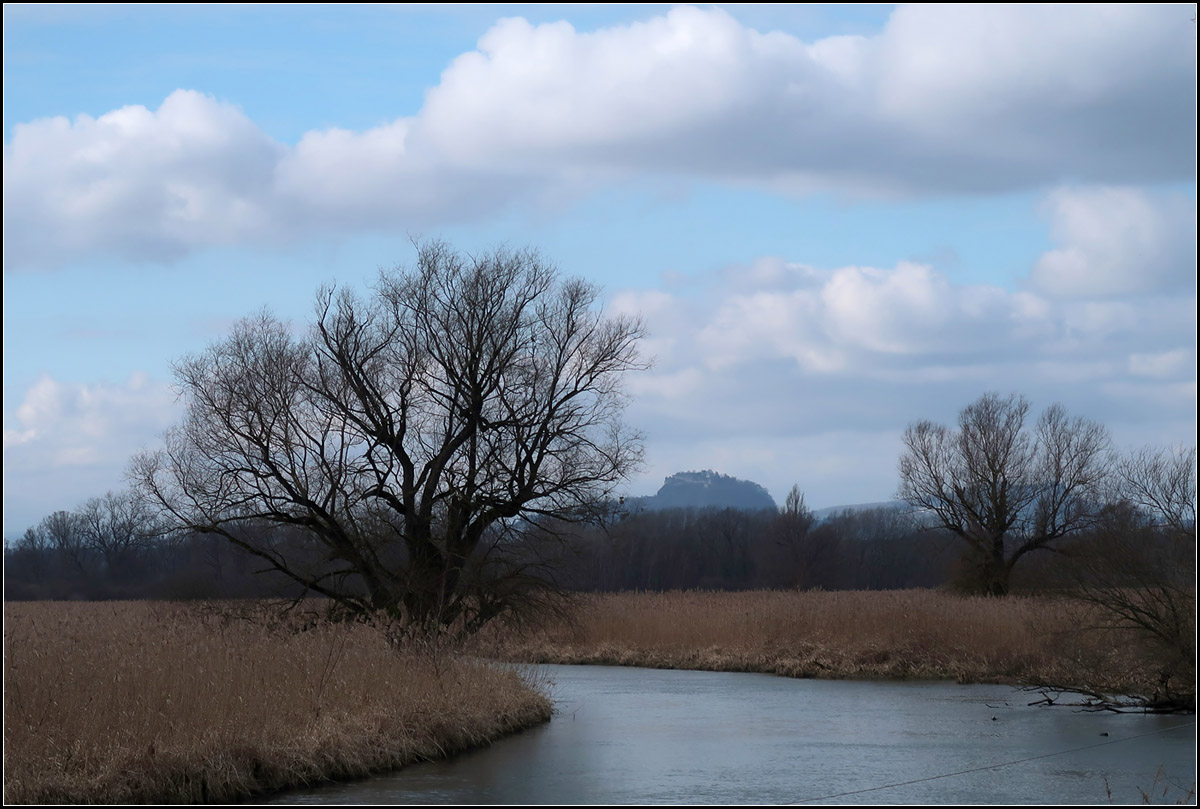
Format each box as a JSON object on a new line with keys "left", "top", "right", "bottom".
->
{"left": 3, "top": 601, "right": 551, "bottom": 805}
{"left": 477, "top": 589, "right": 1125, "bottom": 688}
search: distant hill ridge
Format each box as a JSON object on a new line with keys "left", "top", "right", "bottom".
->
{"left": 628, "top": 470, "right": 777, "bottom": 513}
{"left": 810, "top": 501, "right": 908, "bottom": 521}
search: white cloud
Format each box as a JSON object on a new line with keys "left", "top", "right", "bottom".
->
{"left": 276, "top": 120, "right": 413, "bottom": 212}
{"left": 1129, "top": 349, "right": 1194, "bottom": 380}
{"left": 696, "top": 260, "right": 1042, "bottom": 373}
{"left": 3, "top": 91, "right": 283, "bottom": 268}
{"left": 419, "top": 4, "right": 1193, "bottom": 189}
{"left": 4, "top": 5, "right": 1194, "bottom": 268}
{"left": 876, "top": 6, "right": 1192, "bottom": 135}
{"left": 5, "top": 372, "right": 177, "bottom": 462}
{"left": 1030, "top": 186, "right": 1196, "bottom": 298}
{"left": 620, "top": 232, "right": 1195, "bottom": 507}
{"left": 626, "top": 367, "right": 705, "bottom": 401}
{"left": 415, "top": 8, "right": 809, "bottom": 167}
{"left": 3, "top": 374, "right": 180, "bottom": 531}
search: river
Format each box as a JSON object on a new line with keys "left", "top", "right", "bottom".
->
{"left": 266, "top": 664, "right": 1197, "bottom": 805}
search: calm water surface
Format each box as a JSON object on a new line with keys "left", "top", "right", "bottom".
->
{"left": 269, "top": 664, "right": 1196, "bottom": 805}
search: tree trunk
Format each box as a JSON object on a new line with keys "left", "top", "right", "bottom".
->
{"left": 983, "top": 539, "right": 1010, "bottom": 596}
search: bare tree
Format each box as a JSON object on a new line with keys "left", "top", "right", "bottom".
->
{"left": 41, "top": 509, "right": 92, "bottom": 578}
{"left": 78, "top": 490, "right": 165, "bottom": 580}
{"left": 760, "top": 485, "right": 818, "bottom": 588}
{"left": 132, "top": 241, "right": 645, "bottom": 634}
{"left": 1062, "top": 445, "right": 1196, "bottom": 711}
{"left": 897, "top": 392, "right": 1110, "bottom": 595}
{"left": 1112, "top": 444, "right": 1196, "bottom": 537}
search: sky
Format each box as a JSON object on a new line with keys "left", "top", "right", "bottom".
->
{"left": 3, "top": 4, "right": 1197, "bottom": 536}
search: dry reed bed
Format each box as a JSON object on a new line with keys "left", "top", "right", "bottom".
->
{"left": 4, "top": 601, "right": 551, "bottom": 805}
{"left": 480, "top": 589, "right": 1113, "bottom": 687}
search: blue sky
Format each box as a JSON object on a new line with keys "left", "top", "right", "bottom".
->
{"left": 3, "top": 4, "right": 1196, "bottom": 535}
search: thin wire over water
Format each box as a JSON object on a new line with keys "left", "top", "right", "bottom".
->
{"left": 790, "top": 721, "right": 1197, "bottom": 804}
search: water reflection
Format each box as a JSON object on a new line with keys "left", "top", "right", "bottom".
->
{"left": 267, "top": 665, "right": 1196, "bottom": 805}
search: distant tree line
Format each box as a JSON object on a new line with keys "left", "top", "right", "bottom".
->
{"left": 6, "top": 435, "right": 1193, "bottom": 611}
{"left": 5, "top": 497, "right": 311, "bottom": 602}
{"left": 546, "top": 497, "right": 960, "bottom": 592}
{"left": 6, "top": 485, "right": 1121, "bottom": 601}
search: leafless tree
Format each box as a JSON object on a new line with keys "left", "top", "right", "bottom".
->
{"left": 1061, "top": 445, "right": 1196, "bottom": 711}
{"left": 759, "top": 485, "right": 818, "bottom": 588}
{"left": 78, "top": 490, "right": 165, "bottom": 579}
{"left": 897, "top": 392, "right": 1111, "bottom": 595}
{"left": 1112, "top": 445, "right": 1196, "bottom": 538}
{"left": 41, "top": 509, "right": 91, "bottom": 577}
{"left": 132, "top": 241, "right": 645, "bottom": 634}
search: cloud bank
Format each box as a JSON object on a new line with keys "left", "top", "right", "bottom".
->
{"left": 3, "top": 183, "right": 1194, "bottom": 525}
{"left": 5, "top": 4, "right": 1195, "bottom": 268}
{"left": 616, "top": 187, "right": 1196, "bottom": 503}
{"left": 3, "top": 374, "right": 181, "bottom": 531}
{"left": 1030, "top": 186, "right": 1197, "bottom": 298}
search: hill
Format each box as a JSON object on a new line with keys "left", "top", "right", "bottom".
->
{"left": 810, "top": 501, "right": 909, "bottom": 522}
{"left": 628, "top": 470, "right": 777, "bottom": 513}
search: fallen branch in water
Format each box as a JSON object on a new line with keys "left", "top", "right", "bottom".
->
{"left": 1022, "top": 686, "right": 1192, "bottom": 714}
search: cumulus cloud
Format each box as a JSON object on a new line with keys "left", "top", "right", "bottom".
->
{"left": 421, "top": 4, "right": 1194, "bottom": 190}
{"left": 4, "top": 372, "right": 177, "bottom": 462}
{"left": 620, "top": 241, "right": 1195, "bottom": 504}
{"left": 694, "top": 260, "right": 1052, "bottom": 374}
{"left": 876, "top": 4, "right": 1194, "bottom": 176}
{"left": 1030, "top": 186, "right": 1197, "bottom": 298}
{"left": 3, "top": 91, "right": 284, "bottom": 268}
{"left": 1128, "top": 349, "right": 1192, "bottom": 380}
{"left": 4, "top": 5, "right": 1195, "bottom": 268}
{"left": 3, "top": 373, "right": 180, "bottom": 531}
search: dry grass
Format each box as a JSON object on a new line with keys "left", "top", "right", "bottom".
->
{"left": 3, "top": 601, "right": 551, "bottom": 805}
{"left": 477, "top": 589, "right": 1121, "bottom": 687}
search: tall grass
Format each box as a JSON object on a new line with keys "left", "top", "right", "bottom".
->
{"left": 4, "top": 601, "right": 551, "bottom": 804}
{"left": 478, "top": 589, "right": 1123, "bottom": 687}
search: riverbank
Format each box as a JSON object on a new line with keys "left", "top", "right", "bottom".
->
{"left": 3, "top": 601, "right": 552, "bottom": 805}
{"left": 475, "top": 589, "right": 1144, "bottom": 692}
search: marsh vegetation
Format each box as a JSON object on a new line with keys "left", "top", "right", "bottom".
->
{"left": 3, "top": 601, "right": 550, "bottom": 805}
{"left": 4, "top": 587, "right": 1193, "bottom": 804}
{"left": 477, "top": 589, "right": 1189, "bottom": 700}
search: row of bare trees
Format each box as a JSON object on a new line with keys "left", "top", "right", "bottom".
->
{"left": 7, "top": 491, "right": 167, "bottom": 599}
{"left": 0, "top": 496, "right": 949, "bottom": 601}
{"left": 897, "top": 392, "right": 1194, "bottom": 710}
{"left": 10, "top": 448, "right": 1185, "bottom": 604}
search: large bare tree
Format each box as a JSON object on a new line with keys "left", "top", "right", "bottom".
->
{"left": 133, "top": 241, "right": 645, "bottom": 633}
{"left": 897, "top": 392, "right": 1110, "bottom": 595}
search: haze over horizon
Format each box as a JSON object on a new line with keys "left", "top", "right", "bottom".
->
{"left": 4, "top": 4, "right": 1196, "bottom": 535}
